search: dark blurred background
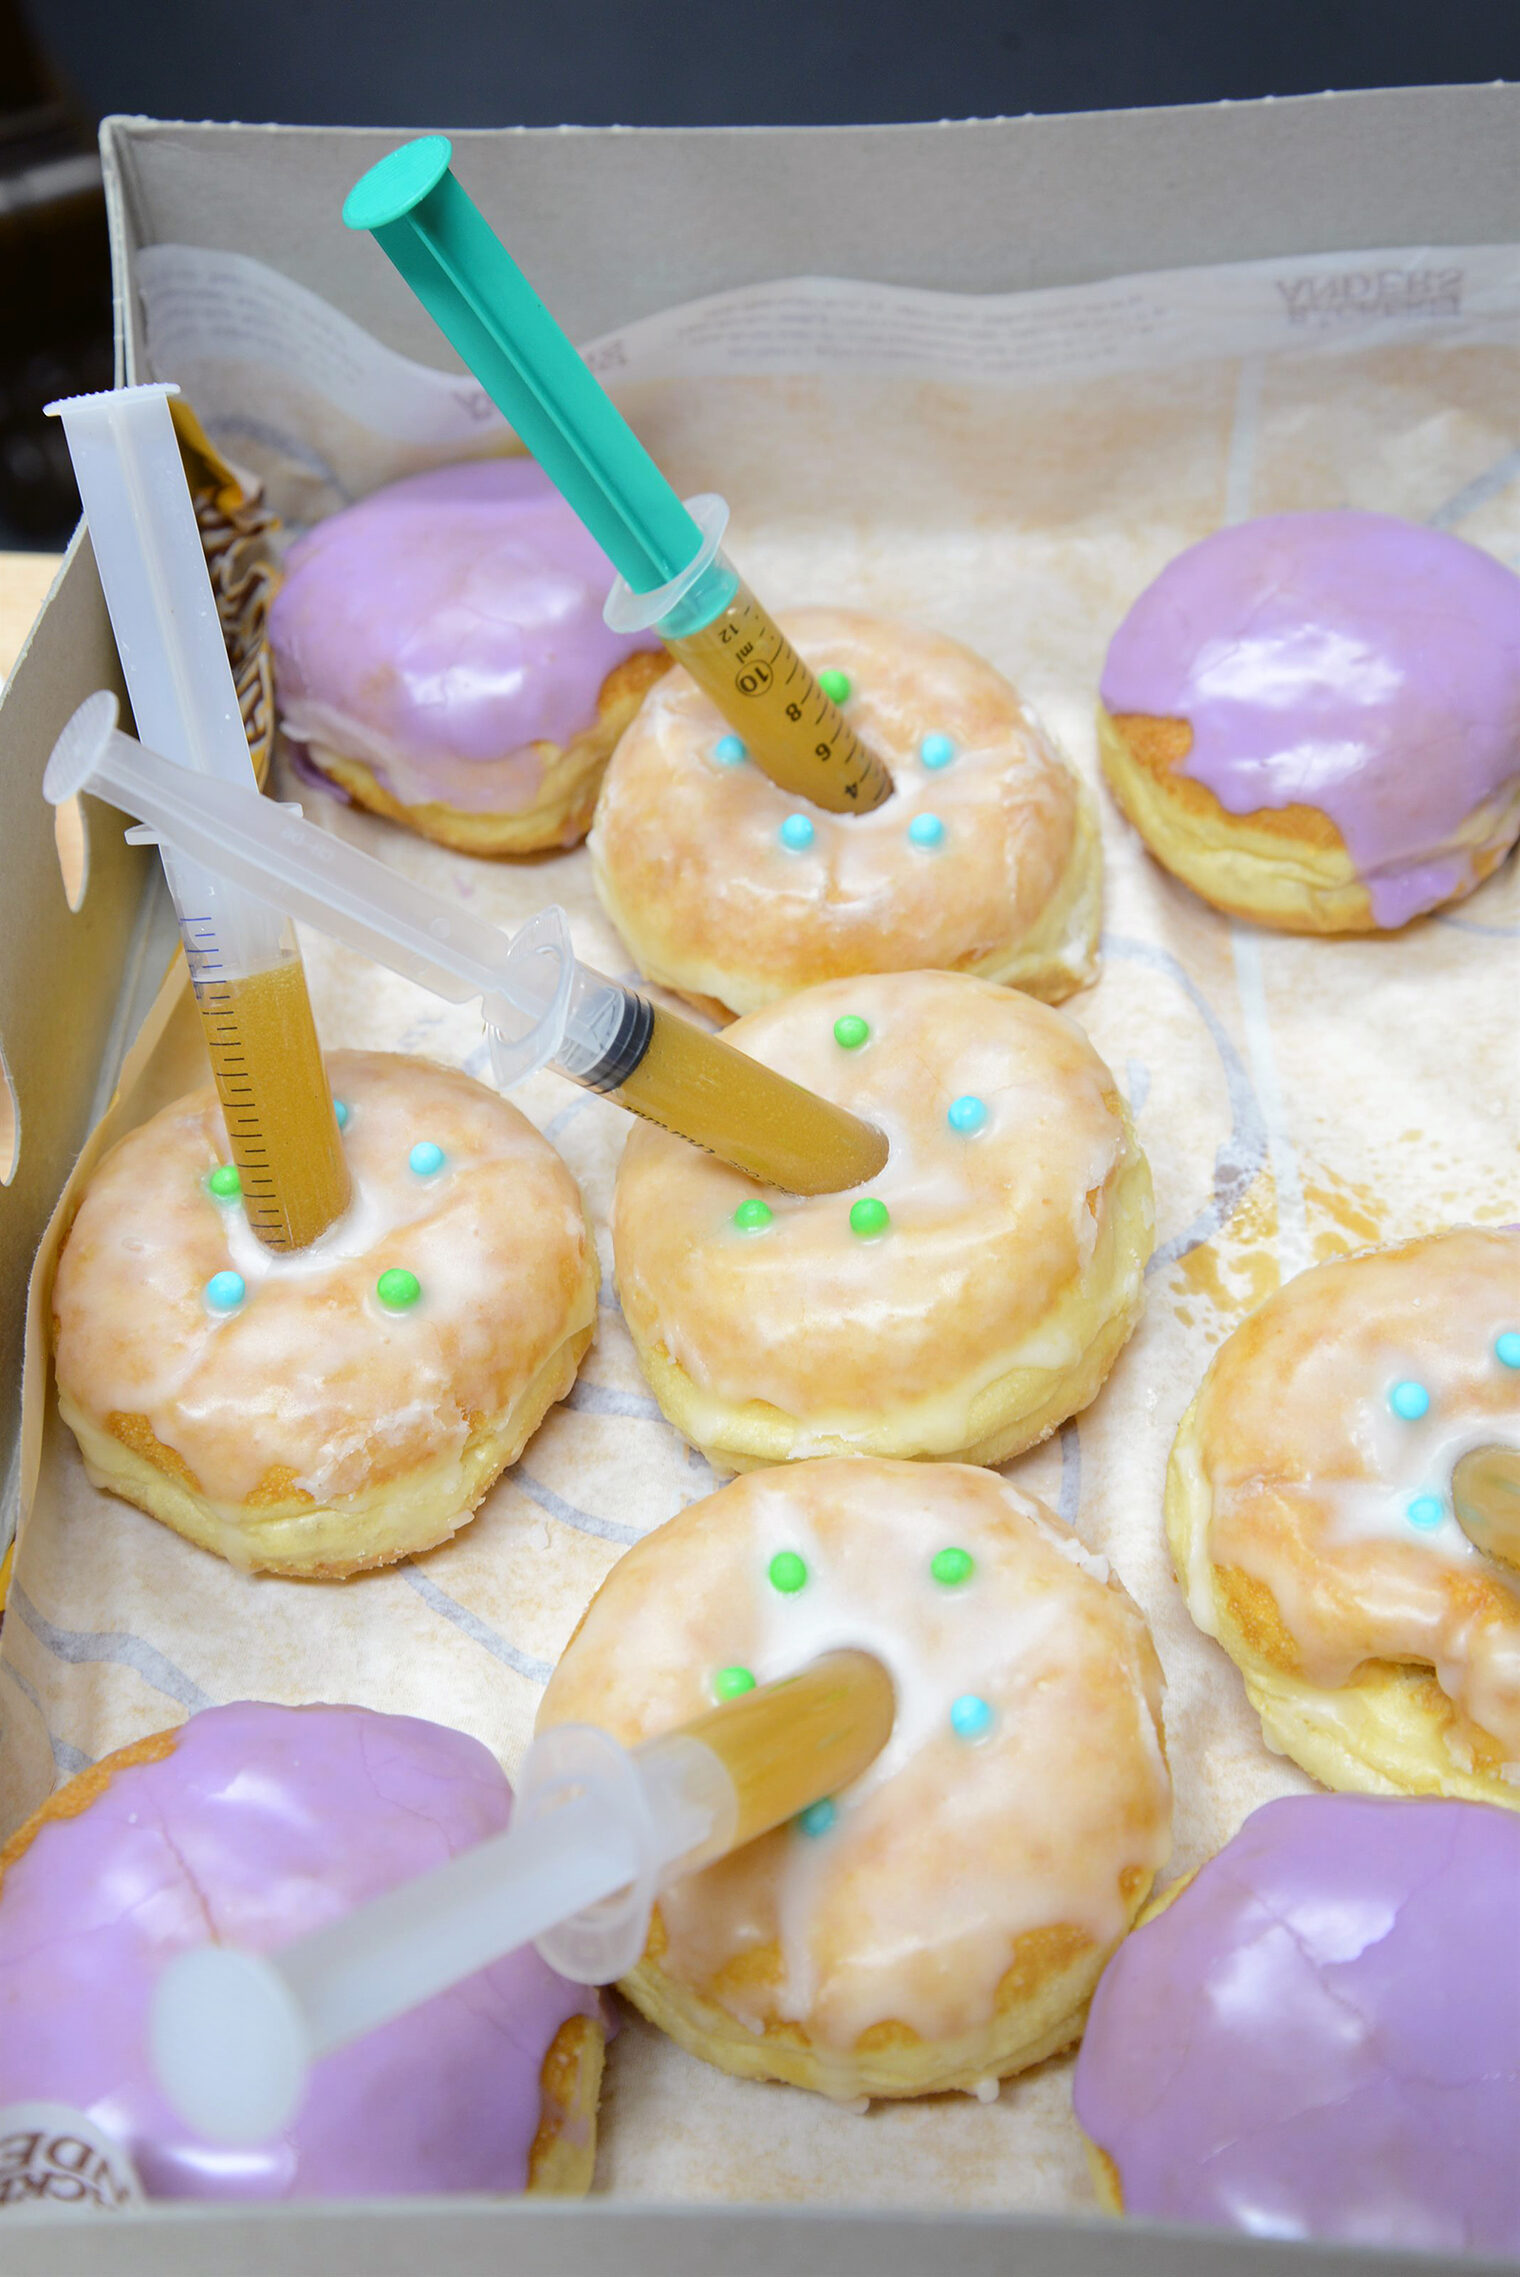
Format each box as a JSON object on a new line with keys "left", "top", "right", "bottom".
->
{"left": 5, "top": 0, "right": 1519, "bottom": 546}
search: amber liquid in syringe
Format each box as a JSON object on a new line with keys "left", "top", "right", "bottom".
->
{"left": 185, "top": 937, "right": 351, "bottom": 1252}
{"left": 610, "top": 1000, "right": 888, "bottom": 1195}
{"left": 666, "top": 578, "right": 895, "bottom": 815}
{"left": 684, "top": 1650, "right": 895, "bottom": 1850}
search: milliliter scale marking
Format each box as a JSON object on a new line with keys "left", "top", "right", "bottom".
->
{"left": 668, "top": 582, "right": 895, "bottom": 815}
{"left": 182, "top": 919, "right": 351, "bottom": 1254}
{"left": 185, "top": 923, "right": 284, "bottom": 1243}
{"left": 345, "top": 138, "right": 897, "bottom": 823}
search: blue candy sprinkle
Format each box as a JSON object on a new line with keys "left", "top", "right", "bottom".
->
{"left": 796, "top": 1798, "right": 837, "bottom": 1838}
{"left": 908, "top": 813, "right": 946, "bottom": 849}
{"left": 409, "top": 1141, "right": 445, "bottom": 1177}
{"left": 333, "top": 1100, "right": 350, "bottom": 1130}
{"left": 1496, "top": 1331, "right": 1520, "bottom": 1370}
{"left": 714, "top": 734, "right": 747, "bottom": 765}
{"left": 919, "top": 733, "right": 955, "bottom": 770}
{"left": 1389, "top": 1380, "right": 1431, "bottom": 1421}
{"left": 1407, "top": 1495, "right": 1445, "bottom": 1530}
{"left": 950, "top": 1693, "right": 994, "bottom": 1741}
{"left": 205, "top": 1270, "right": 246, "bottom": 1312}
{"left": 779, "top": 814, "right": 816, "bottom": 851}
{"left": 947, "top": 1094, "right": 988, "bottom": 1134}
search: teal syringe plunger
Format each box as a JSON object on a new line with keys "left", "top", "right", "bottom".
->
{"left": 342, "top": 136, "right": 894, "bottom": 816}
{"left": 46, "top": 693, "right": 887, "bottom": 1197}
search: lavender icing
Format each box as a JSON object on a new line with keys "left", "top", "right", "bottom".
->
{"left": 269, "top": 459, "right": 659, "bottom": 813}
{"left": 1073, "top": 1793, "right": 1520, "bottom": 2252}
{"left": 0, "top": 1702, "right": 601, "bottom": 2199}
{"left": 1100, "top": 512, "right": 1520, "bottom": 926}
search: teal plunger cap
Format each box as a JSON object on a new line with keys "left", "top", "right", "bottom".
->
{"left": 339, "top": 135, "right": 702, "bottom": 595}
{"left": 343, "top": 136, "right": 454, "bottom": 234}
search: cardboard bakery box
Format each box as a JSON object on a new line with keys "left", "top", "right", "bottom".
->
{"left": 0, "top": 86, "right": 1517, "bottom": 2274}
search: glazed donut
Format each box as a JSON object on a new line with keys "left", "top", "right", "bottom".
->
{"left": 1073, "top": 1793, "right": 1520, "bottom": 2253}
{"left": 538, "top": 1458, "right": 1172, "bottom": 2102}
{"left": 52, "top": 1050, "right": 598, "bottom": 1577}
{"left": 612, "top": 970, "right": 1152, "bottom": 1472}
{"left": 0, "top": 1702, "right": 605, "bottom": 2198}
{"left": 1098, "top": 512, "right": 1520, "bottom": 931}
{"left": 269, "top": 460, "right": 668, "bottom": 853}
{"left": 1166, "top": 1227, "right": 1520, "bottom": 1803}
{"left": 589, "top": 608, "right": 1101, "bottom": 1019}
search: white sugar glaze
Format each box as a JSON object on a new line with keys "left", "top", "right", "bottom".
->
{"left": 613, "top": 971, "right": 1152, "bottom": 1461}
{"left": 539, "top": 1460, "right": 1173, "bottom": 2060}
{"left": 1179, "top": 1229, "right": 1520, "bottom": 1762}
{"left": 53, "top": 1052, "right": 596, "bottom": 1504}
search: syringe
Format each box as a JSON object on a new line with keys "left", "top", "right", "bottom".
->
{"left": 46, "top": 695, "right": 889, "bottom": 1196}
{"left": 150, "top": 1650, "right": 894, "bottom": 2144}
{"left": 1452, "top": 1444, "right": 1520, "bottom": 1568}
{"left": 46, "top": 385, "right": 350, "bottom": 1253}
{"left": 342, "top": 137, "right": 895, "bottom": 817}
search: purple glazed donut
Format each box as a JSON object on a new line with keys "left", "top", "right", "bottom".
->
{"left": 1072, "top": 1792, "right": 1520, "bottom": 2252}
{"left": 0, "top": 1701, "right": 606, "bottom": 2199}
{"left": 1097, "top": 511, "right": 1520, "bottom": 931}
{"left": 269, "top": 458, "right": 667, "bottom": 854}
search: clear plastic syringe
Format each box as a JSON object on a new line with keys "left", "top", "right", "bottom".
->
{"left": 1452, "top": 1444, "right": 1520, "bottom": 1568}
{"left": 47, "top": 695, "right": 889, "bottom": 1196}
{"left": 150, "top": 1650, "right": 894, "bottom": 2145}
{"left": 46, "top": 385, "right": 349, "bottom": 1252}
{"left": 342, "top": 138, "right": 895, "bottom": 817}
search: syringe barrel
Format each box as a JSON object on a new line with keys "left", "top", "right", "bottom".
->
{"left": 149, "top": 1653, "right": 894, "bottom": 2145}
{"left": 605, "top": 495, "right": 895, "bottom": 816}
{"left": 162, "top": 846, "right": 294, "bottom": 985}
{"left": 46, "top": 699, "right": 640, "bottom": 1102}
{"left": 46, "top": 698, "right": 351, "bottom": 1251}
{"left": 149, "top": 1768, "right": 650, "bottom": 2147}
{"left": 46, "top": 386, "right": 256, "bottom": 791}
{"left": 602, "top": 494, "right": 738, "bottom": 639}
{"left": 486, "top": 907, "right": 650, "bottom": 1092}
{"left": 1452, "top": 1443, "right": 1520, "bottom": 1564}
{"left": 47, "top": 701, "right": 291, "bottom": 982}
{"left": 671, "top": 1651, "right": 896, "bottom": 1853}
{"left": 44, "top": 396, "right": 302, "bottom": 979}
{"left": 45, "top": 395, "right": 352, "bottom": 1252}
{"left": 533, "top": 1651, "right": 895, "bottom": 1977}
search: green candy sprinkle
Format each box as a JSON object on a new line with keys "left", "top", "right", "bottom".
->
{"left": 376, "top": 1268, "right": 422, "bottom": 1312}
{"left": 733, "top": 1198, "right": 774, "bottom": 1232}
{"left": 206, "top": 1163, "right": 241, "bottom": 1199}
{"left": 931, "top": 1547, "right": 975, "bottom": 1587}
{"left": 818, "top": 668, "right": 852, "bottom": 706}
{"left": 713, "top": 1665, "right": 756, "bottom": 1700}
{"left": 833, "top": 1013, "right": 870, "bottom": 1050}
{"left": 768, "top": 1550, "right": 808, "bottom": 1594}
{"left": 850, "top": 1196, "right": 890, "bottom": 1239}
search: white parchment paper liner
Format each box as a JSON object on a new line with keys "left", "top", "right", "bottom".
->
{"left": 1, "top": 247, "right": 1517, "bottom": 2211}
